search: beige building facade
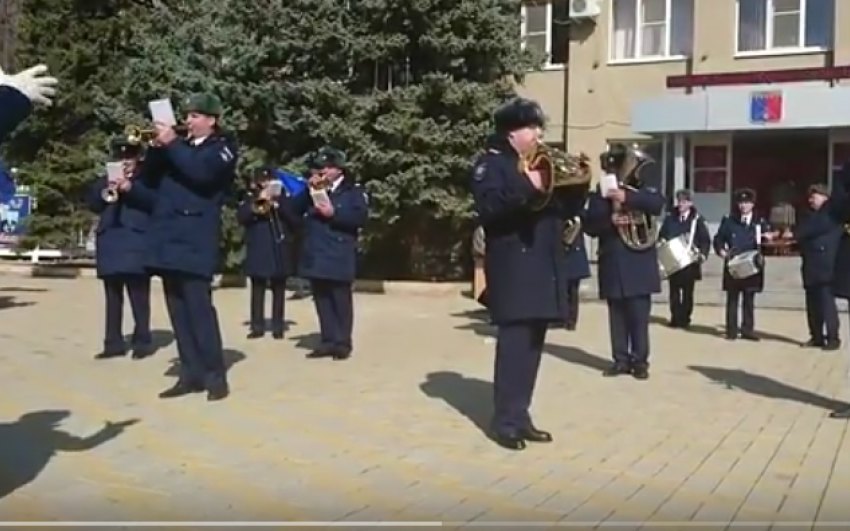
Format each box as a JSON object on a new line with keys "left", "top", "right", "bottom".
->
{"left": 518, "top": 0, "right": 847, "bottom": 230}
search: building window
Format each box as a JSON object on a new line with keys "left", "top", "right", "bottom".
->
{"left": 521, "top": 0, "right": 570, "bottom": 67}
{"left": 737, "top": 0, "right": 834, "bottom": 53}
{"left": 691, "top": 145, "right": 728, "bottom": 194}
{"left": 610, "top": 0, "right": 694, "bottom": 61}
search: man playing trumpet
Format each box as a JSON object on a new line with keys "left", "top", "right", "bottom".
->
{"left": 584, "top": 143, "right": 665, "bottom": 380}
{"left": 85, "top": 137, "right": 155, "bottom": 360}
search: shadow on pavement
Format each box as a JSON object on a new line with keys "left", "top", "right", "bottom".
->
{"left": 419, "top": 371, "right": 492, "bottom": 437}
{"left": 688, "top": 365, "right": 847, "bottom": 410}
{"left": 164, "top": 349, "right": 247, "bottom": 378}
{"left": 0, "top": 410, "right": 138, "bottom": 499}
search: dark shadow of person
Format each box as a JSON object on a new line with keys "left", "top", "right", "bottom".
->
{"left": 688, "top": 365, "right": 848, "bottom": 411}
{"left": 289, "top": 332, "right": 323, "bottom": 351}
{"left": 648, "top": 315, "right": 726, "bottom": 338}
{"left": 163, "top": 349, "right": 247, "bottom": 377}
{"left": 240, "top": 319, "right": 297, "bottom": 333}
{"left": 0, "top": 410, "right": 138, "bottom": 499}
{"left": 0, "top": 295, "right": 35, "bottom": 311}
{"left": 419, "top": 371, "right": 492, "bottom": 437}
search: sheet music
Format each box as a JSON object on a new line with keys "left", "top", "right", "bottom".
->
{"left": 106, "top": 162, "right": 124, "bottom": 184}
{"left": 310, "top": 188, "right": 331, "bottom": 209}
{"left": 599, "top": 173, "right": 618, "bottom": 197}
{"left": 148, "top": 99, "right": 177, "bottom": 126}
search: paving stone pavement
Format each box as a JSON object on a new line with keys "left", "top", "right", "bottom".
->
{"left": 2, "top": 277, "right": 850, "bottom": 527}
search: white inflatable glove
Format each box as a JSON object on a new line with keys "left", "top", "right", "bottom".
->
{"left": 0, "top": 64, "right": 58, "bottom": 107}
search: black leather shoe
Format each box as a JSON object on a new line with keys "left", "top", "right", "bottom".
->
{"left": 667, "top": 320, "right": 680, "bottom": 328}
{"left": 602, "top": 363, "right": 632, "bottom": 377}
{"left": 130, "top": 346, "right": 155, "bottom": 360}
{"left": 519, "top": 426, "right": 553, "bottom": 443}
{"left": 740, "top": 333, "right": 760, "bottom": 342}
{"left": 306, "top": 348, "right": 334, "bottom": 359}
{"left": 491, "top": 431, "right": 527, "bottom": 451}
{"left": 823, "top": 340, "right": 841, "bottom": 351}
{"left": 158, "top": 381, "right": 204, "bottom": 399}
{"left": 94, "top": 349, "right": 126, "bottom": 360}
{"left": 725, "top": 334, "right": 737, "bottom": 341}
{"left": 206, "top": 381, "right": 230, "bottom": 402}
{"left": 332, "top": 347, "right": 352, "bottom": 361}
{"left": 802, "top": 339, "right": 825, "bottom": 348}
{"left": 632, "top": 364, "right": 650, "bottom": 380}
{"left": 829, "top": 406, "right": 850, "bottom": 419}
{"left": 246, "top": 331, "right": 264, "bottom": 339}
{"left": 271, "top": 331, "right": 284, "bottom": 340}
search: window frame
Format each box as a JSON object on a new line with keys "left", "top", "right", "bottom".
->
{"left": 690, "top": 144, "right": 730, "bottom": 195}
{"left": 608, "top": 0, "right": 690, "bottom": 64}
{"left": 520, "top": 1, "right": 565, "bottom": 69}
{"left": 735, "top": 0, "right": 829, "bottom": 57}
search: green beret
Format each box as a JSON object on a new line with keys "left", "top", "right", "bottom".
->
{"left": 185, "top": 93, "right": 223, "bottom": 116}
{"left": 308, "top": 147, "right": 347, "bottom": 169}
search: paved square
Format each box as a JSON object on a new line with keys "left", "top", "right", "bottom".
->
{"left": 1, "top": 277, "right": 850, "bottom": 525}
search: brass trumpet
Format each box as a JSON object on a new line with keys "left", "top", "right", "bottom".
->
{"left": 101, "top": 183, "right": 119, "bottom": 203}
{"left": 124, "top": 124, "right": 189, "bottom": 146}
{"left": 251, "top": 191, "right": 286, "bottom": 243}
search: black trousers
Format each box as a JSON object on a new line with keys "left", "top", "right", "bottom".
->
{"left": 804, "top": 284, "right": 840, "bottom": 343}
{"left": 606, "top": 295, "right": 652, "bottom": 366}
{"left": 102, "top": 275, "right": 151, "bottom": 352}
{"left": 162, "top": 273, "right": 226, "bottom": 386}
{"left": 725, "top": 290, "right": 756, "bottom": 336}
{"left": 310, "top": 279, "right": 354, "bottom": 352}
{"left": 248, "top": 276, "right": 287, "bottom": 335}
{"left": 565, "top": 279, "right": 581, "bottom": 327}
{"left": 492, "top": 320, "right": 546, "bottom": 433}
{"left": 668, "top": 276, "right": 696, "bottom": 326}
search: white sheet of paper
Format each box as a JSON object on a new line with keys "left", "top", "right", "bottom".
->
{"left": 310, "top": 188, "right": 331, "bottom": 208}
{"left": 148, "top": 99, "right": 177, "bottom": 126}
{"left": 106, "top": 162, "right": 124, "bottom": 183}
{"left": 268, "top": 180, "right": 283, "bottom": 197}
{"left": 599, "top": 173, "right": 619, "bottom": 197}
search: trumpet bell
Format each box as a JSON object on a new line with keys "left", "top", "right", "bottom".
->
{"left": 101, "top": 187, "right": 119, "bottom": 203}
{"left": 253, "top": 198, "right": 272, "bottom": 215}
{"left": 522, "top": 145, "right": 593, "bottom": 211}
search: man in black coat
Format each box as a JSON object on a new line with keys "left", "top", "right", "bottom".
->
{"left": 658, "top": 189, "right": 711, "bottom": 329}
{"left": 85, "top": 137, "right": 154, "bottom": 360}
{"left": 237, "top": 168, "right": 301, "bottom": 339}
{"left": 794, "top": 184, "right": 841, "bottom": 350}
{"left": 470, "top": 97, "right": 578, "bottom": 451}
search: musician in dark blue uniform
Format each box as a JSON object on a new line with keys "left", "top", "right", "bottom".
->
{"left": 0, "top": 64, "right": 57, "bottom": 143}
{"left": 794, "top": 184, "right": 841, "bottom": 350}
{"left": 658, "top": 189, "right": 711, "bottom": 329}
{"left": 563, "top": 219, "right": 589, "bottom": 330}
{"left": 828, "top": 163, "right": 850, "bottom": 419}
{"left": 584, "top": 144, "right": 664, "bottom": 380}
{"left": 712, "top": 189, "right": 773, "bottom": 341}
{"left": 288, "top": 148, "right": 368, "bottom": 361}
{"left": 85, "top": 137, "right": 154, "bottom": 360}
{"left": 470, "top": 97, "right": 573, "bottom": 450}
{"left": 237, "top": 168, "right": 300, "bottom": 339}
{"left": 125, "top": 93, "right": 238, "bottom": 401}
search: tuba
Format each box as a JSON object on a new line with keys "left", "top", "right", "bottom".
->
{"left": 519, "top": 143, "right": 593, "bottom": 212}
{"left": 605, "top": 144, "right": 658, "bottom": 251}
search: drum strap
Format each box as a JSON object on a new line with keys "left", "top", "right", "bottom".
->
{"left": 687, "top": 216, "right": 698, "bottom": 249}
{"left": 755, "top": 224, "right": 762, "bottom": 246}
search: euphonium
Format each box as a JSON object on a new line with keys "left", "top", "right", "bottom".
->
{"left": 124, "top": 124, "right": 189, "bottom": 146}
{"left": 606, "top": 144, "right": 658, "bottom": 251}
{"left": 519, "top": 143, "right": 593, "bottom": 211}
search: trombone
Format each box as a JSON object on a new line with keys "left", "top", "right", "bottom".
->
{"left": 124, "top": 124, "right": 189, "bottom": 146}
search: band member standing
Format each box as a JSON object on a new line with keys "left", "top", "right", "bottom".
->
{"left": 584, "top": 144, "right": 664, "bottom": 380}
{"left": 658, "top": 189, "right": 711, "bottom": 329}
{"left": 237, "top": 168, "right": 300, "bottom": 339}
{"left": 470, "top": 97, "right": 569, "bottom": 451}
{"left": 712, "top": 188, "right": 773, "bottom": 341}
{"left": 124, "top": 93, "right": 237, "bottom": 401}
{"left": 85, "top": 137, "right": 154, "bottom": 360}
{"left": 0, "top": 64, "right": 57, "bottom": 142}
{"left": 828, "top": 163, "right": 850, "bottom": 419}
{"left": 287, "top": 147, "right": 368, "bottom": 361}
{"left": 795, "top": 184, "right": 841, "bottom": 350}
{"left": 563, "top": 220, "right": 589, "bottom": 330}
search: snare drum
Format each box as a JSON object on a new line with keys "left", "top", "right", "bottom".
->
{"left": 727, "top": 250, "right": 764, "bottom": 280}
{"left": 657, "top": 234, "right": 699, "bottom": 280}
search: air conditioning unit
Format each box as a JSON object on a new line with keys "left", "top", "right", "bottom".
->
{"left": 569, "top": 0, "right": 601, "bottom": 18}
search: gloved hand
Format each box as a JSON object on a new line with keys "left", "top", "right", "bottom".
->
{"left": 0, "top": 64, "right": 58, "bottom": 106}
